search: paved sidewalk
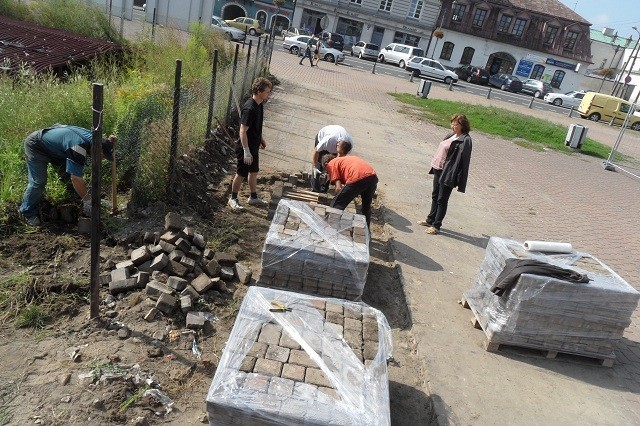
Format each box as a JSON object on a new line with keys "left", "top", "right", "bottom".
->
{"left": 264, "top": 50, "right": 640, "bottom": 425}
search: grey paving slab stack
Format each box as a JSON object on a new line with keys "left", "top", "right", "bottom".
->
{"left": 464, "top": 237, "right": 640, "bottom": 363}
{"left": 206, "top": 286, "right": 392, "bottom": 425}
{"left": 258, "top": 199, "right": 369, "bottom": 301}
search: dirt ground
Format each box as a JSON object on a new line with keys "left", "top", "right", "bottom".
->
{"left": 0, "top": 105, "right": 433, "bottom": 424}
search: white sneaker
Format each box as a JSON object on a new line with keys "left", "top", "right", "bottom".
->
{"left": 228, "top": 198, "right": 244, "bottom": 210}
{"left": 247, "top": 196, "right": 267, "bottom": 206}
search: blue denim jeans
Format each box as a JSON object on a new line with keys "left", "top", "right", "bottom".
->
{"left": 19, "top": 132, "right": 51, "bottom": 219}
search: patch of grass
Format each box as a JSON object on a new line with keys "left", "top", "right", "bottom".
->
{"left": 0, "top": 377, "right": 19, "bottom": 426}
{"left": 119, "top": 385, "right": 150, "bottom": 411}
{"left": 390, "top": 94, "right": 612, "bottom": 159}
{"left": 205, "top": 219, "right": 246, "bottom": 252}
{"left": 14, "top": 305, "right": 49, "bottom": 329}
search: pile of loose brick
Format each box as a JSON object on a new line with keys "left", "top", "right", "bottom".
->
{"left": 101, "top": 212, "right": 252, "bottom": 327}
{"left": 206, "top": 286, "right": 391, "bottom": 425}
{"left": 464, "top": 237, "right": 640, "bottom": 364}
{"left": 258, "top": 200, "right": 369, "bottom": 301}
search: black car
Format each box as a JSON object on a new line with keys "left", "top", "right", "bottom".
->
{"left": 454, "top": 65, "right": 490, "bottom": 85}
{"left": 488, "top": 73, "right": 523, "bottom": 93}
{"left": 321, "top": 32, "right": 345, "bottom": 52}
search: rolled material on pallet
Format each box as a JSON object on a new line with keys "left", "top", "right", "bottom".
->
{"left": 523, "top": 240, "right": 573, "bottom": 253}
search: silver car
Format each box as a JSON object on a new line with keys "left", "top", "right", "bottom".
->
{"left": 350, "top": 41, "right": 379, "bottom": 60}
{"left": 211, "top": 15, "right": 246, "bottom": 42}
{"left": 544, "top": 90, "right": 586, "bottom": 107}
{"left": 282, "top": 36, "right": 345, "bottom": 63}
{"left": 405, "top": 57, "right": 458, "bottom": 84}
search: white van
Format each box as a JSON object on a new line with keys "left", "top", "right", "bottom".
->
{"left": 378, "top": 43, "right": 425, "bottom": 68}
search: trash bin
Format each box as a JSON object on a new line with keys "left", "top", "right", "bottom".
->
{"left": 417, "top": 79, "right": 431, "bottom": 99}
{"left": 565, "top": 124, "right": 588, "bottom": 149}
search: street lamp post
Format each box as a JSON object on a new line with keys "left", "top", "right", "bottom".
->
{"left": 425, "top": 0, "right": 456, "bottom": 59}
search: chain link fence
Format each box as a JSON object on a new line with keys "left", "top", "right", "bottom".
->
{"left": 114, "top": 39, "right": 273, "bottom": 210}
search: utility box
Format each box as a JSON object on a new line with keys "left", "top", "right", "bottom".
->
{"left": 417, "top": 79, "right": 431, "bottom": 98}
{"left": 565, "top": 124, "right": 588, "bottom": 149}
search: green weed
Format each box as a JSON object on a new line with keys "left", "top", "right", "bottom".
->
{"left": 14, "top": 305, "right": 49, "bottom": 329}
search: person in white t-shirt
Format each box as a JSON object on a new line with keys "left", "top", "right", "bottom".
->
{"left": 310, "top": 125, "right": 354, "bottom": 192}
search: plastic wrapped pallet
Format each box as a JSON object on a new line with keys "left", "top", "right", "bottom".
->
{"left": 464, "top": 237, "right": 640, "bottom": 361}
{"left": 206, "top": 286, "right": 393, "bottom": 426}
{"left": 258, "top": 199, "right": 370, "bottom": 301}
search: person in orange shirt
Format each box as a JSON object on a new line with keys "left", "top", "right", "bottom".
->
{"left": 321, "top": 141, "right": 378, "bottom": 227}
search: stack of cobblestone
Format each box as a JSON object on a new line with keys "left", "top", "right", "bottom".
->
{"left": 206, "top": 286, "right": 392, "bottom": 425}
{"left": 258, "top": 200, "right": 369, "bottom": 301}
{"left": 464, "top": 237, "right": 640, "bottom": 361}
{"left": 102, "top": 212, "right": 252, "bottom": 325}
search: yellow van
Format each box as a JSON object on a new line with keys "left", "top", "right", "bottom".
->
{"left": 577, "top": 92, "right": 640, "bottom": 130}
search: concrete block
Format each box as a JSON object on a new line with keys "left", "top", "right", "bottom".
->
{"left": 159, "top": 240, "right": 176, "bottom": 253}
{"left": 204, "top": 259, "right": 221, "bottom": 277}
{"left": 175, "top": 237, "right": 191, "bottom": 253}
{"left": 143, "top": 231, "right": 157, "bottom": 244}
{"left": 155, "top": 293, "right": 176, "bottom": 314}
{"left": 182, "top": 226, "right": 195, "bottom": 240}
{"left": 179, "top": 256, "right": 196, "bottom": 272}
{"left": 130, "top": 246, "right": 151, "bottom": 266}
{"left": 151, "top": 270, "right": 169, "bottom": 282}
{"left": 144, "top": 307, "right": 159, "bottom": 322}
{"left": 192, "top": 233, "right": 206, "bottom": 250}
{"left": 115, "top": 259, "right": 134, "bottom": 270}
{"left": 148, "top": 244, "right": 163, "bottom": 256}
{"left": 213, "top": 252, "right": 237, "bottom": 266}
{"left": 150, "top": 253, "right": 169, "bottom": 271}
{"left": 166, "top": 260, "right": 188, "bottom": 277}
{"left": 99, "top": 273, "right": 112, "bottom": 287}
{"left": 137, "top": 260, "right": 152, "bottom": 273}
{"left": 254, "top": 358, "right": 283, "bottom": 377}
{"left": 136, "top": 271, "right": 150, "bottom": 288}
{"left": 167, "top": 276, "right": 188, "bottom": 291}
{"left": 109, "top": 278, "right": 138, "bottom": 295}
{"left": 164, "top": 212, "right": 184, "bottom": 232}
{"left": 146, "top": 280, "right": 174, "bottom": 299}
{"left": 187, "top": 246, "right": 202, "bottom": 260}
{"left": 180, "top": 295, "right": 192, "bottom": 313}
{"left": 186, "top": 311, "right": 206, "bottom": 329}
{"left": 78, "top": 217, "right": 91, "bottom": 235}
{"left": 203, "top": 249, "right": 215, "bottom": 260}
{"left": 234, "top": 262, "right": 252, "bottom": 284}
{"left": 168, "top": 249, "right": 185, "bottom": 261}
{"left": 191, "top": 273, "right": 213, "bottom": 293}
{"left": 181, "top": 285, "right": 200, "bottom": 300}
{"left": 220, "top": 266, "right": 235, "bottom": 281}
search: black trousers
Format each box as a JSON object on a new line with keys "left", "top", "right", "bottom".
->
{"left": 330, "top": 174, "right": 378, "bottom": 227}
{"left": 426, "top": 169, "right": 453, "bottom": 230}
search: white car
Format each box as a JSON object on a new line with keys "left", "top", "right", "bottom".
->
{"left": 350, "top": 41, "right": 380, "bottom": 60}
{"left": 211, "top": 16, "right": 246, "bottom": 42}
{"left": 405, "top": 57, "right": 458, "bottom": 84}
{"left": 282, "top": 36, "right": 345, "bottom": 63}
{"left": 544, "top": 90, "right": 587, "bottom": 108}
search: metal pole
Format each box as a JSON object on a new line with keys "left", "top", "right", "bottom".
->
{"left": 372, "top": 59, "right": 377, "bottom": 74}
{"left": 486, "top": 87, "right": 491, "bottom": 99}
{"left": 603, "top": 104, "right": 634, "bottom": 169}
{"left": 90, "top": 83, "right": 104, "bottom": 320}
{"left": 612, "top": 34, "right": 639, "bottom": 96}
{"left": 168, "top": 59, "right": 182, "bottom": 196}
{"left": 528, "top": 97, "right": 534, "bottom": 108}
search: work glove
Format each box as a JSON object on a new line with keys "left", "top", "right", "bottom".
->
{"left": 312, "top": 167, "right": 322, "bottom": 177}
{"left": 243, "top": 147, "right": 253, "bottom": 165}
{"left": 82, "top": 199, "right": 92, "bottom": 217}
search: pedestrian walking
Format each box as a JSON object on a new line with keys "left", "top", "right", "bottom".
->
{"left": 228, "top": 77, "right": 273, "bottom": 210}
{"left": 299, "top": 37, "right": 315, "bottom": 66}
{"left": 18, "top": 124, "right": 116, "bottom": 226}
{"left": 418, "top": 114, "right": 472, "bottom": 234}
{"left": 322, "top": 141, "right": 378, "bottom": 227}
{"left": 313, "top": 37, "right": 322, "bottom": 66}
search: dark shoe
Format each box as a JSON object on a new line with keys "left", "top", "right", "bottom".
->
{"left": 24, "top": 215, "right": 42, "bottom": 227}
{"left": 299, "top": 62, "right": 303, "bottom": 65}
{"left": 425, "top": 226, "right": 439, "bottom": 235}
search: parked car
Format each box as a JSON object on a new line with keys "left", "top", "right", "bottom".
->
{"left": 378, "top": 43, "right": 425, "bottom": 68}
{"left": 454, "top": 65, "right": 490, "bottom": 85}
{"left": 224, "top": 17, "right": 264, "bottom": 36}
{"left": 521, "top": 79, "right": 554, "bottom": 98}
{"left": 488, "top": 73, "right": 523, "bottom": 92}
{"left": 350, "top": 41, "right": 380, "bottom": 60}
{"left": 406, "top": 57, "right": 458, "bottom": 84}
{"left": 282, "top": 36, "right": 345, "bottom": 63}
{"left": 320, "top": 32, "right": 345, "bottom": 52}
{"left": 281, "top": 27, "right": 311, "bottom": 40}
{"left": 211, "top": 16, "right": 246, "bottom": 42}
{"left": 577, "top": 92, "right": 640, "bottom": 130}
{"left": 544, "top": 90, "right": 586, "bottom": 107}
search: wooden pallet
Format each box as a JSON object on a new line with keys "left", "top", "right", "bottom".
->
{"left": 460, "top": 294, "right": 615, "bottom": 367}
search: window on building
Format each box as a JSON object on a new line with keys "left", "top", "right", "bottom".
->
{"left": 351, "top": 0, "right": 362, "bottom": 4}
{"left": 393, "top": 31, "right": 420, "bottom": 46}
{"left": 379, "top": 0, "right": 392, "bottom": 12}
{"left": 440, "top": 41, "right": 454, "bottom": 60}
{"left": 472, "top": 9, "right": 487, "bottom": 27}
{"left": 498, "top": 15, "right": 512, "bottom": 33}
{"left": 460, "top": 47, "right": 474, "bottom": 64}
{"left": 551, "top": 70, "right": 565, "bottom": 88}
{"left": 544, "top": 26, "right": 558, "bottom": 45}
{"left": 511, "top": 18, "right": 526, "bottom": 36}
{"left": 452, "top": 3, "right": 466, "bottom": 22}
{"left": 531, "top": 64, "right": 545, "bottom": 80}
{"left": 408, "top": 0, "right": 423, "bottom": 19}
{"left": 564, "top": 31, "right": 579, "bottom": 49}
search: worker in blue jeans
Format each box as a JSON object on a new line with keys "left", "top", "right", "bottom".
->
{"left": 18, "top": 124, "right": 116, "bottom": 226}
{"left": 299, "top": 37, "right": 315, "bottom": 66}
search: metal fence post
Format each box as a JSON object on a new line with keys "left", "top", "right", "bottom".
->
{"left": 528, "top": 97, "right": 534, "bottom": 108}
{"left": 168, "top": 59, "right": 182, "bottom": 196}
{"left": 90, "top": 82, "right": 104, "bottom": 320}
{"left": 372, "top": 60, "right": 377, "bottom": 74}
{"left": 205, "top": 50, "right": 219, "bottom": 142}
{"left": 448, "top": 81, "right": 453, "bottom": 91}
{"left": 486, "top": 87, "right": 491, "bottom": 99}
{"left": 568, "top": 106, "right": 574, "bottom": 117}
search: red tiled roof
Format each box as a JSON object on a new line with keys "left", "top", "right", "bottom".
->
{"left": 0, "top": 16, "right": 125, "bottom": 75}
